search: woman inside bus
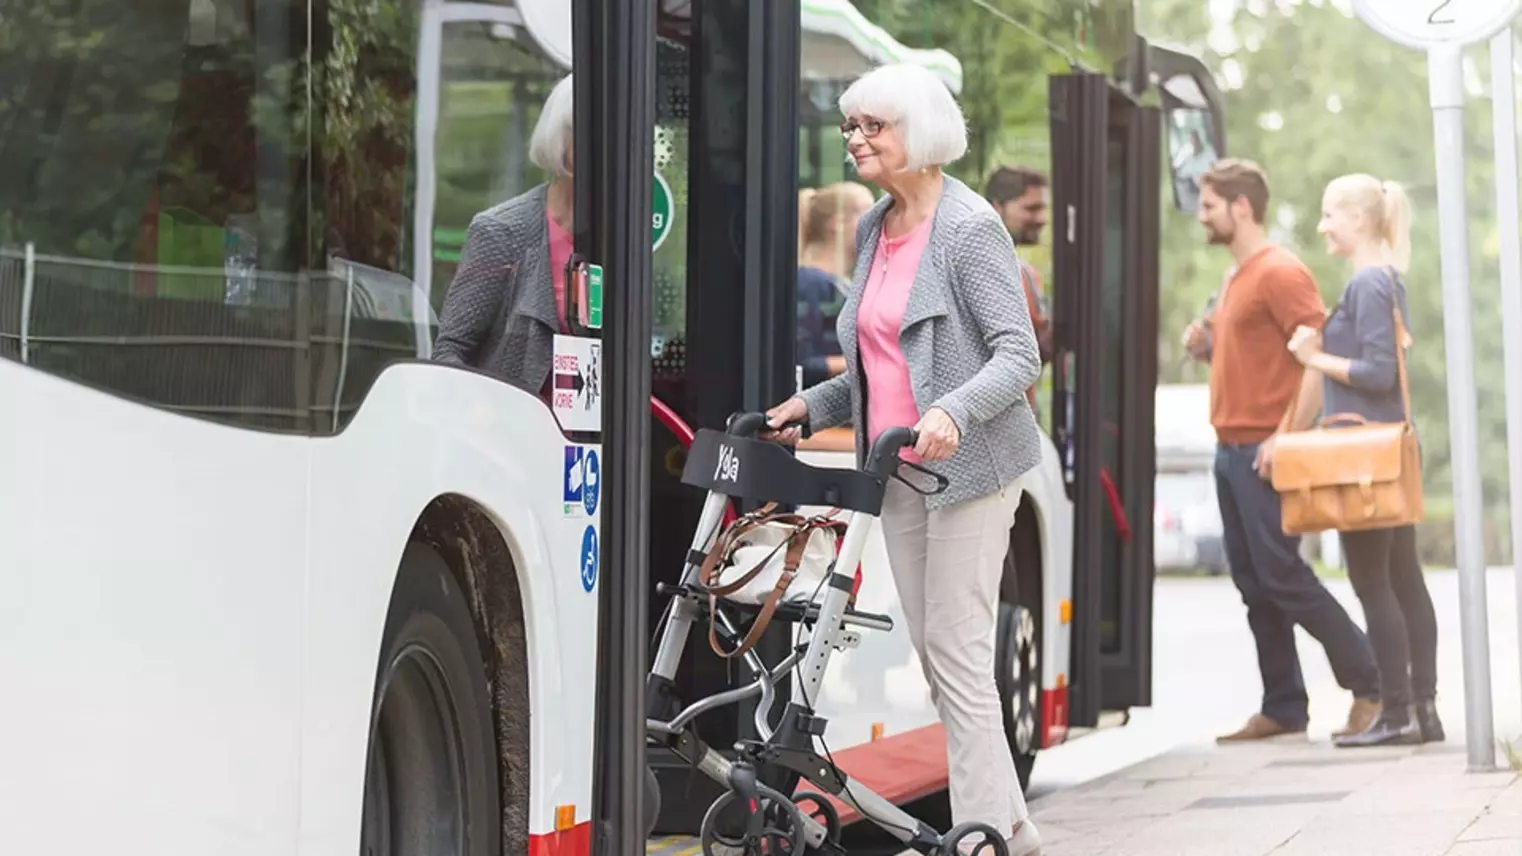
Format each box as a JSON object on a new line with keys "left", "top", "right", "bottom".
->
{"left": 796, "top": 182, "right": 875, "bottom": 388}
{"left": 763, "top": 64, "right": 1045, "bottom": 856}
{"left": 1281, "top": 173, "right": 1443, "bottom": 748}
{"left": 432, "top": 74, "right": 574, "bottom": 398}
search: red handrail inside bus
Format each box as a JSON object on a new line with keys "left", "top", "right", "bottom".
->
{"left": 650, "top": 395, "right": 738, "bottom": 526}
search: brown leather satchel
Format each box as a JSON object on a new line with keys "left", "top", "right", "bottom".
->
{"left": 695, "top": 502, "right": 848, "bottom": 659}
{"left": 1269, "top": 304, "right": 1423, "bottom": 535}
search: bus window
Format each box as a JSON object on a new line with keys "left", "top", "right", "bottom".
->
{"left": 0, "top": 0, "right": 471, "bottom": 435}
{"left": 422, "top": 25, "right": 565, "bottom": 313}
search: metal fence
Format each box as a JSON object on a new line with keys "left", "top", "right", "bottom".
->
{"left": 0, "top": 246, "right": 438, "bottom": 435}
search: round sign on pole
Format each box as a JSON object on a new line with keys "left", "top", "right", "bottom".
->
{"left": 653, "top": 172, "right": 675, "bottom": 252}
{"left": 1353, "top": 0, "right": 1522, "bottom": 50}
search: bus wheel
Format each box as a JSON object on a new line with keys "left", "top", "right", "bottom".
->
{"left": 361, "top": 544, "right": 501, "bottom": 856}
{"left": 995, "top": 601, "right": 1041, "bottom": 790}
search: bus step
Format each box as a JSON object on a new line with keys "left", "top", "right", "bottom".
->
{"left": 646, "top": 835, "right": 702, "bottom": 856}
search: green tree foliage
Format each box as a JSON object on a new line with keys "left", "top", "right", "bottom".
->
{"left": 856, "top": 0, "right": 1519, "bottom": 561}
{"left": 1142, "top": 1, "right": 1517, "bottom": 561}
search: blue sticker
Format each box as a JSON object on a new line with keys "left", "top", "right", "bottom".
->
{"left": 563, "top": 445, "right": 584, "bottom": 504}
{"left": 579, "top": 525, "right": 599, "bottom": 592}
{"left": 582, "top": 449, "right": 601, "bottom": 517}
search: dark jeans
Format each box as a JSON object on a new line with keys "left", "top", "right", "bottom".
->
{"left": 1340, "top": 525, "right": 1439, "bottom": 709}
{"left": 1214, "top": 443, "right": 1380, "bottom": 728}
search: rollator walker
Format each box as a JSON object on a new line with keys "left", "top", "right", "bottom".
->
{"left": 645, "top": 412, "right": 1013, "bottom": 856}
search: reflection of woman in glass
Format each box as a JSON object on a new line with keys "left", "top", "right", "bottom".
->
{"left": 432, "top": 74, "right": 575, "bottom": 397}
{"left": 796, "top": 182, "right": 874, "bottom": 387}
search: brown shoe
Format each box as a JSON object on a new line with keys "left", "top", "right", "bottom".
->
{"left": 1216, "top": 713, "right": 1305, "bottom": 743}
{"left": 1332, "top": 698, "right": 1381, "bottom": 738}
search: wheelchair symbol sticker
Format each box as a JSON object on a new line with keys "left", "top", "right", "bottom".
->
{"left": 579, "top": 525, "right": 598, "bottom": 593}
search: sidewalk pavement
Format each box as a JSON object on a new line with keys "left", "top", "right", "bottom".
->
{"left": 1030, "top": 736, "right": 1520, "bottom": 856}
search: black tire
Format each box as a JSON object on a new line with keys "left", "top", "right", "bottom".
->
{"left": 643, "top": 764, "right": 662, "bottom": 839}
{"left": 995, "top": 601, "right": 1041, "bottom": 791}
{"left": 361, "top": 544, "right": 501, "bottom": 856}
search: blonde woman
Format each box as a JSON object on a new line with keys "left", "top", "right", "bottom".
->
{"left": 797, "top": 182, "right": 875, "bottom": 387}
{"left": 1284, "top": 174, "right": 1443, "bottom": 748}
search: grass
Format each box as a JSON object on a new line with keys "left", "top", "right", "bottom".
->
{"left": 1503, "top": 737, "right": 1522, "bottom": 773}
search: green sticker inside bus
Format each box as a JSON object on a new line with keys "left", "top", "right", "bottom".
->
{"left": 653, "top": 172, "right": 674, "bottom": 252}
{"left": 586, "top": 264, "right": 604, "bottom": 330}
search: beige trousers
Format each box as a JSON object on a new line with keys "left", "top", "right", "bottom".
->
{"left": 880, "top": 478, "right": 1029, "bottom": 837}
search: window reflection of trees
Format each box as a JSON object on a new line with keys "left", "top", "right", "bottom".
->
{"left": 0, "top": 0, "right": 510, "bottom": 434}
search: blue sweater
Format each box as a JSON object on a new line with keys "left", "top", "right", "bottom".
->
{"left": 1320, "top": 266, "right": 1411, "bottom": 426}
{"left": 796, "top": 265, "right": 847, "bottom": 388}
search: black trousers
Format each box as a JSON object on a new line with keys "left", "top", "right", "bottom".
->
{"left": 1215, "top": 443, "right": 1380, "bottom": 729}
{"left": 1340, "top": 525, "right": 1439, "bottom": 709}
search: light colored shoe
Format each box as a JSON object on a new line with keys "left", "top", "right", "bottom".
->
{"left": 1008, "top": 818, "right": 1042, "bottom": 856}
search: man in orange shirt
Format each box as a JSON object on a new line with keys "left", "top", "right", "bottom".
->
{"left": 1183, "top": 159, "right": 1380, "bottom": 743}
{"left": 985, "top": 165, "right": 1054, "bottom": 416}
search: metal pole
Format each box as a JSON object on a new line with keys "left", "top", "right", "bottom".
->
{"left": 1428, "top": 44, "right": 1497, "bottom": 772}
{"left": 1492, "top": 26, "right": 1522, "bottom": 729}
{"left": 20, "top": 242, "right": 34, "bottom": 365}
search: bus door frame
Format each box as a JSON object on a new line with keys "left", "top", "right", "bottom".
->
{"left": 1049, "top": 71, "right": 1160, "bottom": 728}
{"left": 574, "top": 0, "right": 656, "bottom": 849}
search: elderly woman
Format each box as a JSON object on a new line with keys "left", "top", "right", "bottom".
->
{"left": 764, "top": 64, "right": 1044, "bottom": 856}
{"left": 432, "top": 73, "right": 575, "bottom": 397}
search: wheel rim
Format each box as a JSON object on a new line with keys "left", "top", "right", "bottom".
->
{"left": 362, "top": 644, "right": 468, "bottom": 856}
{"left": 1006, "top": 605, "right": 1039, "bottom": 755}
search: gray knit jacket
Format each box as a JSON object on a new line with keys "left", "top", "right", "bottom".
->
{"left": 432, "top": 184, "right": 559, "bottom": 392}
{"left": 798, "top": 175, "right": 1044, "bottom": 510}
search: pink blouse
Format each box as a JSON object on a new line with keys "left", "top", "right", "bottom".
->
{"left": 857, "top": 214, "right": 934, "bottom": 460}
{"left": 547, "top": 211, "right": 574, "bottom": 334}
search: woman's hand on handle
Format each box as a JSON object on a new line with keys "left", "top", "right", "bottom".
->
{"left": 762, "top": 397, "right": 809, "bottom": 445}
{"left": 913, "top": 406, "right": 961, "bottom": 461}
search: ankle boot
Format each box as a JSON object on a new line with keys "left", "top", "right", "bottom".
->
{"left": 1414, "top": 699, "right": 1446, "bottom": 743}
{"left": 1334, "top": 705, "right": 1422, "bottom": 748}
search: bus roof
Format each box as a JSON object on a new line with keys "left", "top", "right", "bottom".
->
{"left": 799, "top": 0, "right": 963, "bottom": 93}
{"left": 515, "top": 0, "right": 964, "bottom": 94}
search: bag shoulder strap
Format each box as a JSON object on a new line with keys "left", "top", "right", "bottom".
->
{"left": 697, "top": 506, "right": 847, "bottom": 660}
{"left": 1393, "top": 293, "right": 1412, "bottom": 426}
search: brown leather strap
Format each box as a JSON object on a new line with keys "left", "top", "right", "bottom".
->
{"left": 1393, "top": 302, "right": 1412, "bottom": 426}
{"left": 708, "top": 527, "right": 812, "bottom": 659}
{"left": 1319, "top": 412, "right": 1369, "bottom": 427}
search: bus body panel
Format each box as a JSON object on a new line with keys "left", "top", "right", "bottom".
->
{"left": 0, "top": 358, "right": 308, "bottom": 856}
{"left": 301, "top": 363, "right": 600, "bottom": 852}
{"left": 0, "top": 360, "right": 599, "bottom": 854}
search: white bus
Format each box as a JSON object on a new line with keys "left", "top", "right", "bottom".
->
{"left": 0, "top": 0, "right": 1224, "bottom": 853}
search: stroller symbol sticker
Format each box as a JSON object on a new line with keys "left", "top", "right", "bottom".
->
{"left": 579, "top": 525, "right": 598, "bottom": 593}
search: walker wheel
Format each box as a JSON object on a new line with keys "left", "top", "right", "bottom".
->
{"left": 699, "top": 784, "right": 806, "bottom": 856}
{"left": 791, "top": 791, "right": 841, "bottom": 852}
{"left": 937, "top": 821, "right": 1010, "bottom": 856}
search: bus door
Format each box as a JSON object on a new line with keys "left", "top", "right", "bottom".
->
{"left": 1049, "top": 72, "right": 1161, "bottom": 727}
{"left": 640, "top": 0, "right": 803, "bottom": 834}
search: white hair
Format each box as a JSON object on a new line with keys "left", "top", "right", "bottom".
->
{"left": 530, "top": 74, "right": 575, "bottom": 177}
{"left": 838, "top": 64, "right": 968, "bottom": 171}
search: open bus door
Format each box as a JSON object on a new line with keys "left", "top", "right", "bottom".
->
{"left": 1050, "top": 46, "right": 1226, "bottom": 728}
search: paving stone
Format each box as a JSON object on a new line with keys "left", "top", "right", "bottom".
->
{"left": 1444, "top": 840, "right": 1522, "bottom": 856}
{"left": 1035, "top": 741, "right": 1518, "bottom": 856}
{"left": 1269, "top": 810, "right": 1476, "bottom": 856}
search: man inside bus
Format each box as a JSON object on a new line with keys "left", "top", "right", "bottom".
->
{"left": 1183, "top": 159, "right": 1381, "bottom": 743}
{"left": 984, "top": 165, "right": 1053, "bottom": 415}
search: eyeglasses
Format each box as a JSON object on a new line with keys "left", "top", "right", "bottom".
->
{"left": 839, "top": 118, "right": 887, "bottom": 140}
